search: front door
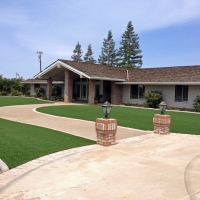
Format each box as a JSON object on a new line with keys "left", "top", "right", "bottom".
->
{"left": 81, "top": 84, "right": 87, "bottom": 100}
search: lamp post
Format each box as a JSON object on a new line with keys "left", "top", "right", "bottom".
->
{"left": 101, "top": 101, "right": 112, "bottom": 119}
{"left": 153, "top": 101, "right": 171, "bottom": 135}
{"left": 95, "top": 101, "right": 117, "bottom": 146}
{"left": 159, "top": 101, "right": 167, "bottom": 115}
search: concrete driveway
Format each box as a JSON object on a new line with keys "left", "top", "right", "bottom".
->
{"left": 0, "top": 103, "right": 200, "bottom": 199}
{"left": 0, "top": 103, "right": 151, "bottom": 140}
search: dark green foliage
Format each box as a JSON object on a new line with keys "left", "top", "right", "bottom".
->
{"left": 98, "top": 30, "right": 117, "bottom": 66}
{"left": 0, "top": 91, "right": 8, "bottom": 96}
{"left": 143, "top": 91, "right": 163, "bottom": 108}
{"left": 180, "top": 107, "right": 186, "bottom": 111}
{"left": 37, "top": 105, "right": 200, "bottom": 135}
{"left": 0, "top": 74, "right": 30, "bottom": 96}
{"left": 35, "top": 87, "right": 45, "bottom": 98}
{"left": 193, "top": 96, "right": 200, "bottom": 112}
{"left": 84, "top": 44, "right": 96, "bottom": 63}
{"left": 11, "top": 89, "right": 22, "bottom": 96}
{"left": 0, "top": 118, "right": 95, "bottom": 168}
{"left": 125, "top": 102, "right": 131, "bottom": 106}
{"left": 52, "top": 85, "right": 62, "bottom": 97}
{"left": 117, "top": 21, "right": 142, "bottom": 68}
{"left": 71, "top": 42, "right": 83, "bottom": 62}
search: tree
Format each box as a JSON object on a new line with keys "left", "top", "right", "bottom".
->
{"left": 71, "top": 42, "right": 83, "bottom": 62}
{"left": 117, "top": 21, "right": 143, "bottom": 68}
{"left": 98, "top": 30, "right": 117, "bottom": 66}
{"left": 84, "top": 44, "right": 96, "bottom": 63}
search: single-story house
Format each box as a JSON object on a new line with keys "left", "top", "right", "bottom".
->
{"left": 22, "top": 59, "right": 200, "bottom": 109}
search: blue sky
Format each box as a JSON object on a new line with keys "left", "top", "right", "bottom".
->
{"left": 1, "top": 0, "right": 200, "bottom": 79}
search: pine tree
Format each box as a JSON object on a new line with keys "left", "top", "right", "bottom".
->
{"left": 71, "top": 42, "right": 83, "bottom": 62}
{"left": 98, "top": 30, "right": 117, "bottom": 66}
{"left": 84, "top": 44, "right": 96, "bottom": 63}
{"left": 117, "top": 21, "right": 142, "bottom": 68}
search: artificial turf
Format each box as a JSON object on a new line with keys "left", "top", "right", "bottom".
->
{"left": 0, "top": 96, "right": 53, "bottom": 107}
{"left": 0, "top": 118, "right": 95, "bottom": 169}
{"left": 37, "top": 105, "right": 200, "bottom": 135}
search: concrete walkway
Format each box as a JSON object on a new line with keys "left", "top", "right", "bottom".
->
{"left": 0, "top": 103, "right": 200, "bottom": 199}
{"left": 0, "top": 103, "right": 151, "bottom": 140}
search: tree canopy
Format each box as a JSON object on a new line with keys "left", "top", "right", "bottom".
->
{"left": 117, "top": 21, "right": 143, "bottom": 68}
{"left": 98, "top": 30, "right": 117, "bottom": 66}
{"left": 71, "top": 42, "right": 83, "bottom": 62}
{"left": 84, "top": 44, "right": 96, "bottom": 63}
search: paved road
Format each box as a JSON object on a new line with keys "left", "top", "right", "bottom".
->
{"left": 0, "top": 103, "right": 151, "bottom": 140}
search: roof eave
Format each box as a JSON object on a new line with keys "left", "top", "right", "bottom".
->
{"left": 33, "top": 60, "right": 91, "bottom": 79}
{"left": 90, "top": 76, "right": 125, "bottom": 81}
{"left": 115, "top": 82, "right": 200, "bottom": 85}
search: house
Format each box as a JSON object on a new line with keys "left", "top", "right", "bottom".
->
{"left": 22, "top": 59, "right": 200, "bottom": 109}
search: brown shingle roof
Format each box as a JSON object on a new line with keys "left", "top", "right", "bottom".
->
{"left": 59, "top": 59, "right": 126, "bottom": 80}
{"left": 127, "top": 65, "right": 200, "bottom": 82}
{"left": 59, "top": 60, "right": 200, "bottom": 82}
{"left": 34, "top": 59, "right": 200, "bottom": 83}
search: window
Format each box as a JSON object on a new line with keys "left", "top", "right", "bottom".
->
{"left": 130, "top": 85, "right": 145, "bottom": 99}
{"left": 175, "top": 85, "right": 188, "bottom": 102}
{"left": 34, "top": 84, "right": 40, "bottom": 91}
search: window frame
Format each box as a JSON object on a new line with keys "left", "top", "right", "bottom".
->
{"left": 175, "top": 85, "right": 188, "bottom": 102}
{"left": 130, "top": 84, "right": 145, "bottom": 99}
{"left": 34, "top": 84, "right": 40, "bottom": 91}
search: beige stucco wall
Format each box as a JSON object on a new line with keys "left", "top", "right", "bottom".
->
{"left": 123, "top": 84, "right": 200, "bottom": 109}
{"left": 30, "top": 84, "right": 47, "bottom": 96}
{"left": 30, "top": 84, "right": 35, "bottom": 96}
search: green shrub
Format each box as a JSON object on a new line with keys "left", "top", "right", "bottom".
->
{"left": 125, "top": 102, "right": 131, "bottom": 106}
{"left": 143, "top": 91, "right": 163, "bottom": 108}
{"left": 180, "top": 107, "right": 186, "bottom": 111}
{"left": 11, "top": 89, "right": 22, "bottom": 96}
{"left": 35, "top": 88, "right": 45, "bottom": 98}
{"left": 193, "top": 96, "right": 200, "bottom": 112}
{"left": 143, "top": 102, "right": 149, "bottom": 108}
{"left": 52, "top": 85, "right": 61, "bottom": 97}
{"left": 25, "top": 90, "right": 30, "bottom": 96}
{"left": 0, "top": 91, "right": 8, "bottom": 96}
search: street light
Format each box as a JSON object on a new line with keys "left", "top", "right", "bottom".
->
{"left": 159, "top": 101, "right": 167, "bottom": 115}
{"left": 101, "top": 101, "right": 112, "bottom": 119}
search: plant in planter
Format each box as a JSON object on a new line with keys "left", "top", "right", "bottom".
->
{"left": 73, "top": 93, "right": 77, "bottom": 102}
{"left": 94, "top": 96, "right": 99, "bottom": 104}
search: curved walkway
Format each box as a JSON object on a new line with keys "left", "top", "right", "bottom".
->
{"left": 0, "top": 103, "right": 200, "bottom": 199}
{"left": 0, "top": 103, "right": 152, "bottom": 140}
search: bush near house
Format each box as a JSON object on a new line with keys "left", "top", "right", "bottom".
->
{"left": 52, "top": 85, "right": 62, "bottom": 97}
{"left": 35, "top": 87, "right": 45, "bottom": 98}
{"left": 193, "top": 96, "right": 200, "bottom": 112}
{"left": 143, "top": 91, "right": 163, "bottom": 108}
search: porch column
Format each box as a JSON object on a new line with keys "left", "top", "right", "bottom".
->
{"left": 64, "top": 69, "right": 73, "bottom": 103}
{"left": 111, "top": 82, "right": 123, "bottom": 105}
{"left": 46, "top": 78, "right": 52, "bottom": 100}
{"left": 88, "top": 79, "right": 95, "bottom": 105}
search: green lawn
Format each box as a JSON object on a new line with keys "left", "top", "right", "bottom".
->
{"left": 0, "top": 96, "right": 53, "bottom": 107}
{"left": 0, "top": 96, "right": 95, "bottom": 169}
{"left": 0, "top": 118, "right": 95, "bottom": 169}
{"left": 37, "top": 105, "right": 200, "bottom": 135}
